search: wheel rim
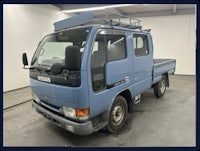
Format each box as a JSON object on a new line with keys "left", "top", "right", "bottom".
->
{"left": 160, "top": 79, "right": 166, "bottom": 94}
{"left": 112, "top": 104, "right": 124, "bottom": 126}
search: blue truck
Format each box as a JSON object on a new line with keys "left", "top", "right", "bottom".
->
{"left": 22, "top": 12, "right": 176, "bottom": 135}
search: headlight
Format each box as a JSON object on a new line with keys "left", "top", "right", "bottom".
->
{"left": 61, "top": 106, "right": 89, "bottom": 120}
{"left": 62, "top": 106, "right": 76, "bottom": 119}
{"left": 31, "top": 92, "right": 41, "bottom": 103}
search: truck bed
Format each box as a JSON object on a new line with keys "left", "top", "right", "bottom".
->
{"left": 153, "top": 59, "right": 176, "bottom": 84}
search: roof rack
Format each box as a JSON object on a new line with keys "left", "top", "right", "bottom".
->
{"left": 54, "top": 11, "right": 142, "bottom": 31}
{"left": 103, "top": 9, "right": 141, "bottom": 28}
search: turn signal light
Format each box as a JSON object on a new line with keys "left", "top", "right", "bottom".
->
{"left": 75, "top": 108, "right": 89, "bottom": 117}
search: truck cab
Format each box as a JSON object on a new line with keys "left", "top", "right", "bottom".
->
{"left": 22, "top": 12, "right": 176, "bottom": 135}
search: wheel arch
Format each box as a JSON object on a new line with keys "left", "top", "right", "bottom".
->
{"left": 163, "top": 73, "right": 169, "bottom": 87}
{"left": 118, "top": 89, "right": 133, "bottom": 113}
{"left": 108, "top": 89, "right": 132, "bottom": 113}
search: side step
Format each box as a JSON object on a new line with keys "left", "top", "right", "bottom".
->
{"left": 128, "top": 94, "right": 141, "bottom": 113}
{"left": 134, "top": 94, "right": 141, "bottom": 104}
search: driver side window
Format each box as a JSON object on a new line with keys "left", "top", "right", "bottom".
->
{"left": 91, "top": 35, "right": 107, "bottom": 91}
{"left": 91, "top": 31, "right": 126, "bottom": 92}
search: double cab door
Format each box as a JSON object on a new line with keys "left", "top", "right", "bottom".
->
{"left": 131, "top": 33, "right": 153, "bottom": 96}
{"left": 88, "top": 29, "right": 153, "bottom": 117}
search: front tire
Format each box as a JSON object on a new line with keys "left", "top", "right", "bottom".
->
{"left": 154, "top": 75, "right": 167, "bottom": 98}
{"left": 106, "top": 95, "right": 128, "bottom": 133}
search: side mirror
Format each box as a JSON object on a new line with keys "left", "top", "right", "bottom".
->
{"left": 65, "top": 46, "right": 81, "bottom": 71}
{"left": 22, "top": 53, "right": 29, "bottom": 69}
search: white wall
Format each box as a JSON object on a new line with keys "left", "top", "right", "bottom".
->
{"left": 3, "top": 4, "right": 68, "bottom": 92}
{"left": 135, "top": 14, "right": 196, "bottom": 75}
{"left": 3, "top": 5, "right": 196, "bottom": 92}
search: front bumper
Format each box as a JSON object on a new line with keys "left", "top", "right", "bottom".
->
{"left": 32, "top": 101, "right": 103, "bottom": 135}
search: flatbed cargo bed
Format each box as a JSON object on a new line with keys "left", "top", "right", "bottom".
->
{"left": 153, "top": 59, "right": 176, "bottom": 84}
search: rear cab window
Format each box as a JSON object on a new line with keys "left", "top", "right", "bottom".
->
{"left": 133, "top": 34, "right": 149, "bottom": 57}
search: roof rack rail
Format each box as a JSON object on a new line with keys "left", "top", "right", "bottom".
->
{"left": 54, "top": 11, "right": 142, "bottom": 31}
{"left": 103, "top": 9, "right": 141, "bottom": 26}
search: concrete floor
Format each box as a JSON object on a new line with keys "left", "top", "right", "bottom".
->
{"left": 3, "top": 75, "right": 196, "bottom": 147}
{"left": 3, "top": 87, "right": 32, "bottom": 109}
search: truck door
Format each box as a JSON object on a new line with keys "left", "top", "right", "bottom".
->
{"left": 132, "top": 33, "right": 153, "bottom": 96}
{"left": 89, "top": 29, "right": 130, "bottom": 117}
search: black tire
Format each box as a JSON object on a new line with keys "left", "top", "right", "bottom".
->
{"left": 154, "top": 75, "right": 167, "bottom": 98}
{"left": 106, "top": 95, "right": 128, "bottom": 133}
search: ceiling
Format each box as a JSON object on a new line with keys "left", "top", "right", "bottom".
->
{"left": 53, "top": 4, "right": 195, "bottom": 18}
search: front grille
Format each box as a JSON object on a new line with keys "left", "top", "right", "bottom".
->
{"left": 41, "top": 100, "right": 60, "bottom": 110}
{"left": 34, "top": 100, "right": 64, "bottom": 117}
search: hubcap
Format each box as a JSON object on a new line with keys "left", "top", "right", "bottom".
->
{"left": 160, "top": 79, "right": 166, "bottom": 94}
{"left": 112, "top": 104, "right": 124, "bottom": 126}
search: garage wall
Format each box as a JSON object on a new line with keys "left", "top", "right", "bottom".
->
{"left": 127, "top": 14, "right": 196, "bottom": 75}
{"left": 3, "top": 5, "right": 196, "bottom": 92}
{"left": 3, "top": 4, "right": 68, "bottom": 92}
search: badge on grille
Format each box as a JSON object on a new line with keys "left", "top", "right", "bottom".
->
{"left": 38, "top": 76, "right": 51, "bottom": 83}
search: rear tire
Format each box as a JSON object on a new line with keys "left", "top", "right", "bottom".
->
{"left": 106, "top": 95, "right": 128, "bottom": 133}
{"left": 154, "top": 75, "right": 166, "bottom": 98}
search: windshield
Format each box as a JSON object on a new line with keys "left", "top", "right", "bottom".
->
{"left": 31, "top": 27, "right": 91, "bottom": 68}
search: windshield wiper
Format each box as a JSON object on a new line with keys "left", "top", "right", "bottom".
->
{"left": 30, "top": 66, "right": 51, "bottom": 74}
{"left": 30, "top": 66, "right": 42, "bottom": 71}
